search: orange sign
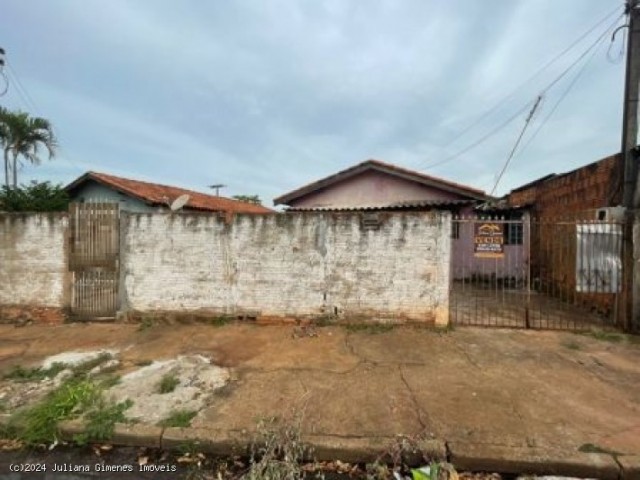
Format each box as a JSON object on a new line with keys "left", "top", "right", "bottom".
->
{"left": 474, "top": 222, "right": 504, "bottom": 258}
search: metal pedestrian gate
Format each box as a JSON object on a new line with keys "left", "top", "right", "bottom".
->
{"left": 450, "top": 215, "right": 624, "bottom": 330}
{"left": 68, "top": 202, "right": 120, "bottom": 320}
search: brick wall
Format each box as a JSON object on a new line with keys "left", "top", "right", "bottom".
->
{"left": 0, "top": 214, "right": 69, "bottom": 322}
{"left": 508, "top": 153, "right": 621, "bottom": 218}
{"left": 121, "top": 211, "right": 451, "bottom": 325}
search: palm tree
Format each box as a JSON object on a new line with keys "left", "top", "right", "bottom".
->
{"left": 0, "top": 109, "right": 57, "bottom": 188}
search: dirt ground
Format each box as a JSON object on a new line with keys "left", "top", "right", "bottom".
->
{"left": 0, "top": 322, "right": 639, "bottom": 457}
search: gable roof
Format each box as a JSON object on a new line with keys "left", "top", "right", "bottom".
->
{"left": 274, "top": 159, "right": 488, "bottom": 206}
{"left": 65, "top": 171, "right": 273, "bottom": 214}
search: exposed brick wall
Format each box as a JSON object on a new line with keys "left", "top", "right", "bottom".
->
{"left": 0, "top": 213, "right": 69, "bottom": 311}
{"left": 508, "top": 153, "right": 621, "bottom": 218}
{"left": 121, "top": 212, "right": 451, "bottom": 325}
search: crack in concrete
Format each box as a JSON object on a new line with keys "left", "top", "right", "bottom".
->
{"left": 398, "top": 364, "right": 428, "bottom": 433}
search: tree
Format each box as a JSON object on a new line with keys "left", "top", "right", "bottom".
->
{"left": 232, "top": 194, "right": 262, "bottom": 205}
{"left": 0, "top": 181, "right": 69, "bottom": 212}
{"left": 0, "top": 108, "right": 57, "bottom": 188}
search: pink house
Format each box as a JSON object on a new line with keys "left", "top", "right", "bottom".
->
{"left": 274, "top": 159, "right": 487, "bottom": 210}
{"left": 275, "top": 159, "right": 527, "bottom": 283}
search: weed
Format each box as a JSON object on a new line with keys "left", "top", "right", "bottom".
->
{"left": 563, "top": 340, "right": 581, "bottom": 350}
{"left": 68, "top": 353, "right": 113, "bottom": 379}
{"left": 245, "top": 414, "right": 316, "bottom": 480}
{"left": 345, "top": 323, "right": 394, "bottom": 334}
{"left": 3, "top": 362, "right": 67, "bottom": 383}
{"left": 578, "top": 443, "right": 621, "bottom": 455}
{"left": 157, "top": 373, "right": 180, "bottom": 394}
{"left": 73, "top": 398, "right": 133, "bottom": 445}
{"left": 135, "top": 359, "right": 153, "bottom": 367}
{"left": 580, "top": 330, "right": 625, "bottom": 343}
{"left": 313, "top": 315, "right": 336, "bottom": 327}
{"left": 137, "top": 317, "right": 154, "bottom": 332}
{"left": 98, "top": 374, "right": 121, "bottom": 389}
{"left": 158, "top": 409, "right": 197, "bottom": 428}
{"left": 13, "top": 379, "right": 99, "bottom": 445}
{"left": 210, "top": 316, "right": 232, "bottom": 327}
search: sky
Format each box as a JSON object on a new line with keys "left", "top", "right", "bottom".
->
{"left": 0, "top": 0, "right": 630, "bottom": 204}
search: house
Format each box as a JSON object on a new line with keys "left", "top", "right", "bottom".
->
{"left": 274, "top": 159, "right": 488, "bottom": 211}
{"left": 65, "top": 171, "right": 273, "bottom": 214}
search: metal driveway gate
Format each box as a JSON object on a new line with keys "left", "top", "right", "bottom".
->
{"left": 450, "top": 215, "right": 623, "bottom": 330}
{"left": 68, "top": 202, "right": 120, "bottom": 320}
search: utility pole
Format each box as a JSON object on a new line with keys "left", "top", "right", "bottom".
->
{"left": 623, "top": 0, "right": 640, "bottom": 208}
{"left": 621, "top": 0, "right": 640, "bottom": 331}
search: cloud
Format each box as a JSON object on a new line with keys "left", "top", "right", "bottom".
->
{"left": 1, "top": 0, "right": 625, "bottom": 203}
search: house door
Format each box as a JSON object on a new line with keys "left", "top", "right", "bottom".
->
{"left": 68, "top": 202, "right": 120, "bottom": 320}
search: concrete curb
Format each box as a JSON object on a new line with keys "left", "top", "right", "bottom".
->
{"left": 448, "top": 442, "right": 621, "bottom": 480}
{"left": 54, "top": 420, "right": 640, "bottom": 478}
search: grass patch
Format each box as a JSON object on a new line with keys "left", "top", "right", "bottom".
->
{"left": 68, "top": 353, "right": 113, "bottom": 379}
{"left": 158, "top": 409, "right": 197, "bottom": 428}
{"left": 3, "top": 362, "right": 67, "bottom": 383}
{"left": 578, "top": 443, "right": 621, "bottom": 455}
{"left": 562, "top": 340, "right": 581, "bottom": 351}
{"left": 209, "top": 316, "right": 232, "bottom": 327}
{"left": 134, "top": 359, "right": 153, "bottom": 367}
{"left": 73, "top": 398, "right": 133, "bottom": 446}
{"left": 157, "top": 373, "right": 180, "bottom": 394}
{"left": 345, "top": 323, "right": 394, "bottom": 334}
{"left": 11, "top": 379, "right": 99, "bottom": 445}
{"left": 580, "top": 330, "right": 626, "bottom": 343}
{"left": 137, "top": 317, "right": 154, "bottom": 332}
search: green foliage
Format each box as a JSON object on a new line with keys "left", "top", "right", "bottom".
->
{"left": 0, "top": 108, "right": 57, "bottom": 188}
{"left": 73, "top": 398, "right": 133, "bottom": 445}
{"left": 210, "top": 315, "right": 232, "bottom": 327}
{"left": 13, "top": 379, "right": 99, "bottom": 445}
{"left": 3, "top": 362, "right": 67, "bottom": 382}
{"left": 0, "top": 181, "right": 69, "bottom": 212}
{"left": 232, "top": 194, "right": 262, "bottom": 205}
{"left": 158, "top": 409, "right": 197, "bottom": 428}
{"left": 157, "top": 373, "right": 180, "bottom": 394}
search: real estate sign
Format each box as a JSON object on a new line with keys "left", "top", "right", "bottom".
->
{"left": 474, "top": 222, "right": 504, "bottom": 258}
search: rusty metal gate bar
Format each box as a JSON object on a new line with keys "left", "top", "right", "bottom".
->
{"left": 69, "top": 202, "right": 120, "bottom": 319}
{"left": 450, "top": 214, "right": 623, "bottom": 330}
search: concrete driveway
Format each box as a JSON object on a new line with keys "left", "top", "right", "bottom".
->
{"left": 0, "top": 322, "right": 639, "bottom": 458}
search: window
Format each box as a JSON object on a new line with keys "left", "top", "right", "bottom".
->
{"left": 504, "top": 222, "right": 523, "bottom": 245}
{"left": 451, "top": 222, "right": 460, "bottom": 239}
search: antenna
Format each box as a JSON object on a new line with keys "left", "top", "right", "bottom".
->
{"left": 170, "top": 194, "right": 190, "bottom": 211}
{"left": 208, "top": 184, "right": 226, "bottom": 196}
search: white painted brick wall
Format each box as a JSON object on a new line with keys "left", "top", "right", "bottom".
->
{"left": 122, "top": 212, "right": 451, "bottom": 324}
{"left": 0, "top": 214, "right": 68, "bottom": 306}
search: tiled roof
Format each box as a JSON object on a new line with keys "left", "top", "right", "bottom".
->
{"left": 287, "top": 199, "right": 475, "bottom": 211}
{"left": 66, "top": 171, "right": 273, "bottom": 214}
{"left": 274, "top": 159, "right": 488, "bottom": 206}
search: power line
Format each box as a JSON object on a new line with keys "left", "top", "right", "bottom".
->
{"left": 432, "top": 4, "right": 623, "bottom": 153}
{"left": 417, "top": 11, "right": 625, "bottom": 173}
{"left": 3, "top": 59, "right": 85, "bottom": 175}
{"left": 490, "top": 95, "right": 542, "bottom": 196}
{"left": 515, "top": 25, "right": 612, "bottom": 161}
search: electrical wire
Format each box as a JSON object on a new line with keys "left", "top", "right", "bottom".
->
{"left": 490, "top": 96, "right": 542, "bottom": 196}
{"left": 411, "top": 3, "right": 624, "bottom": 172}
{"left": 516, "top": 27, "right": 610, "bottom": 161}
{"left": 417, "top": 11, "right": 625, "bottom": 173}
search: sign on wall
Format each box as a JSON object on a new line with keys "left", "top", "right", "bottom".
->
{"left": 474, "top": 222, "right": 504, "bottom": 258}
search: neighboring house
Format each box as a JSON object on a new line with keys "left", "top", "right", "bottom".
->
{"left": 505, "top": 152, "right": 624, "bottom": 219}
{"left": 65, "top": 171, "right": 273, "bottom": 214}
{"left": 274, "top": 159, "right": 488, "bottom": 211}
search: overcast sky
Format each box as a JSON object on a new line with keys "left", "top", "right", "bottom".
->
{"left": 0, "top": 0, "right": 629, "bottom": 203}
